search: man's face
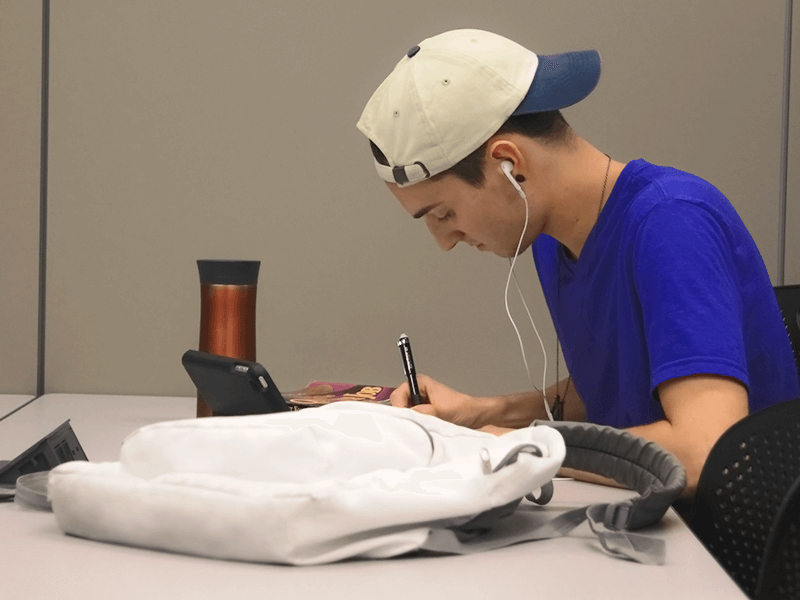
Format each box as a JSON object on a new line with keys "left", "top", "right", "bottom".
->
{"left": 386, "top": 171, "right": 538, "bottom": 258}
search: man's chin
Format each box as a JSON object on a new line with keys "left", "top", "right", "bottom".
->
{"left": 472, "top": 243, "right": 525, "bottom": 258}
{"left": 477, "top": 244, "right": 502, "bottom": 256}
{"left": 487, "top": 247, "right": 516, "bottom": 259}
{"left": 506, "top": 244, "right": 531, "bottom": 259}
{"left": 495, "top": 246, "right": 526, "bottom": 258}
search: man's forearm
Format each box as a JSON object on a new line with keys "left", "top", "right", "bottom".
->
{"left": 477, "top": 377, "right": 586, "bottom": 429}
{"left": 626, "top": 420, "right": 705, "bottom": 498}
{"left": 627, "top": 375, "right": 749, "bottom": 498}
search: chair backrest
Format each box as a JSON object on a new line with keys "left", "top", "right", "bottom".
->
{"left": 755, "top": 472, "right": 800, "bottom": 599}
{"left": 774, "top": 285, "right": 800, "bottom": 379}
{"left": 691, "top": 397, "right": 800, "bottom": 598}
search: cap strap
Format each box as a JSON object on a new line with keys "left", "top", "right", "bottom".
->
{"left": 374, "top": 159, "right": 431, "bottom": 187}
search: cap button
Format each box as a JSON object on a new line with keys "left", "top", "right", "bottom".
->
{"left": 407, "top": 45, "right": 420, "bottom": 58}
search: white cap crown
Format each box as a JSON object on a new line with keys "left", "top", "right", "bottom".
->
{"left": 357, "top": 29, "right": 538, "bottom": 187}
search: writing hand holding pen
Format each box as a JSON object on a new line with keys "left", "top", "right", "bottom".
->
{"left": 389, "top": 372, "right": 494, "bottom": 430}
{"left": 391, "top": 335, "right": 491, "bottom": 429}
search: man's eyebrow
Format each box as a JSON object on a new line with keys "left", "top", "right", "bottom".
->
{"left": 413, "top": 203, "right": 441, "bottom": 219}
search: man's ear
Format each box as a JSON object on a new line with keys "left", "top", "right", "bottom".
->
{"left": 487, "top": 139, "right": 526, "bottom": 181}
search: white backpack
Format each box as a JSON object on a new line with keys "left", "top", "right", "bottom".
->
{"left": 48, "top": 402, "right": 685, "bottom": 566}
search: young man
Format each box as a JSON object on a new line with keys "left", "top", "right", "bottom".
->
{"left": 356, "top": 29, "right": 799, "bottom": 496}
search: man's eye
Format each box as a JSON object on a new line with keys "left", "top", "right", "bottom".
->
{"left": 438, "top": 210, "right": 454, "bottom": 222}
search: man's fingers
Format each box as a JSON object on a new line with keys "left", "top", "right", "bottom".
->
{"left": 389, "top": 382, "right": 411, "bottom": 407}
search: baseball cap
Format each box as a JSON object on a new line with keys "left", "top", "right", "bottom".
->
{"left": 357, "top": 29, "right": 601, "bottom": 187}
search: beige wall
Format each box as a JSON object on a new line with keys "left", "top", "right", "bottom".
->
{"left": 785, "top": 2, "right": 800, "bottom": 284}
{"left": 0, "top": 1, "right": 795, "bottom": 397}
{"left": 0, "top": 0, "right": 41, "bottom": 394}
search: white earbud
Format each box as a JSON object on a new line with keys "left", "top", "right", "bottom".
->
{"left": 501, "top": 161, "right": 525, "bottom": 198}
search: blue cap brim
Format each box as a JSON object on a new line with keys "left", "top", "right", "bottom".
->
{"left": 512, "top": 49, "right": 602, "bottom": 114}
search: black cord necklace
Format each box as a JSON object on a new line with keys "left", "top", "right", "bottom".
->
{"left": 551, "top": 154, "right": 612, "bottom": 420}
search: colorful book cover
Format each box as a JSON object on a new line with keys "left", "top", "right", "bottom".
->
{"left": 284, "top": 381, "right": 395, "bottom": 408}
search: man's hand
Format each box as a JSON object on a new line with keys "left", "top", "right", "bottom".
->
{"left": 389, "top": 374, "right": 492, "bottom": 429}
{"left": 390, "top": 375, "right": 585, "bottom": 430}
{"left": 477, "top": 424, "right": 516, "bottom": 435}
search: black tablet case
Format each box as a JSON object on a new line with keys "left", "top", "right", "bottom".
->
{"left": 182, "top": 350, "right": 290, "bottom": 416}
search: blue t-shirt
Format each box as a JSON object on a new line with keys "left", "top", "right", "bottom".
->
{"left": 532, "top": 159, "right": 799, "bottom": 428}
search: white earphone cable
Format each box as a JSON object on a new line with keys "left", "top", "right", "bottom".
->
{"left": 510, "top": 268, "right": 550, "bottom": 414}
{"left": 501, "top": 163, "right": 553, "bottom": 421}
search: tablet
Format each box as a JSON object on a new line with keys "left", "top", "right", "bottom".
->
{"left": 182, "top": 350, "right": 290, "bottom": 416}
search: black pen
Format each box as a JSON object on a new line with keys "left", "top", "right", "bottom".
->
{"left": 397, "top": 334, "right": 423, "bottom": 406}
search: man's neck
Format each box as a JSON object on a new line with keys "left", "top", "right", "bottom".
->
{"left": 542, "top": 142, "right": 625, "bottom": 260}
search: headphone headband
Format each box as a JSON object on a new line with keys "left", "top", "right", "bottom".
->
{"left": 533, "top": 420, "right": 687, "bottom": 529}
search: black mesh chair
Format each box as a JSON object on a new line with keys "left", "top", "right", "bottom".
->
{"left": 756, "top": 473, "right": 800, "bottom": 599}
{"left": 690, "top": 398, "right": 800, "bottom": 599}
{"left": 774, "top": 284, "right": 800, "bottom": 380}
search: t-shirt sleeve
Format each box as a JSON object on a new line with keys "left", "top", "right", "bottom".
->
{"left": 633, "top": 198, "right": 749, "bottom": 395}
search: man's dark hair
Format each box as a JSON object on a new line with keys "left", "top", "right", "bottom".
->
{"left": 370, "top": 110, "right": 573, "bottom": 188}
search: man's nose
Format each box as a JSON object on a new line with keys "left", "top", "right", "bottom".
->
{"left": 427, "top": 222, "right": 463, "bottom": 252}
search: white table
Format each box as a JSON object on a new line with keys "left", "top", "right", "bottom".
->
{"left": 1, "top": 394, "right": 747, "bottom": 600}
{"left": 0, "top": 393, "right": 195, "bottom": 463}
{"left": 0, "top": 394, "right": 35, "bottom": 420}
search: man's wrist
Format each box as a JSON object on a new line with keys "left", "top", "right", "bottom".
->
{"left": 473, "top": 392, "right": 542, "bottom": 429}
{"left": 472, "top": 395, "right": 505, "bottom": 429}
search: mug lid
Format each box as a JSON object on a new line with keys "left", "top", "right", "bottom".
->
{"left": 197, "top": 260, "right": 261, "bottom": 285}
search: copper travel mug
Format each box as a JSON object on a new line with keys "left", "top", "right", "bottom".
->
{"left": 196, "top": 259, "right": 260, "bottom": 417}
